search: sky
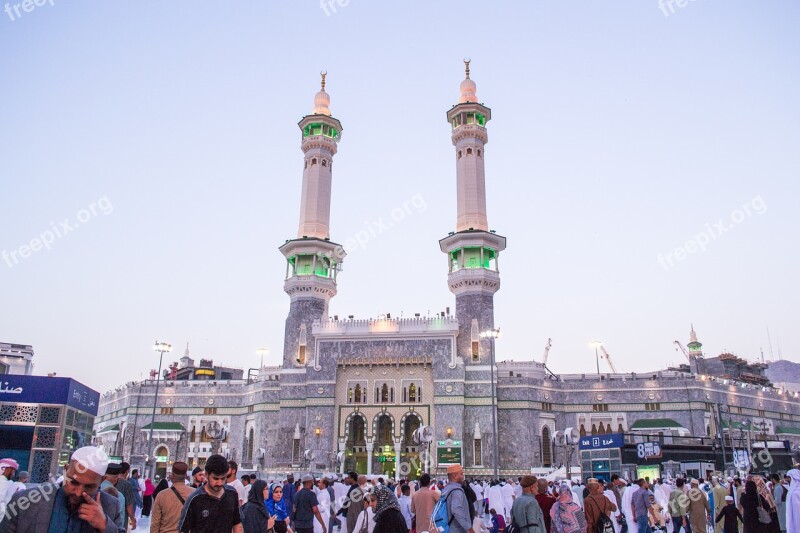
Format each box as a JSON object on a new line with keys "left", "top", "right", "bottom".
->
{"left": 1, "top": 1, "right": 798, "bottom": 393}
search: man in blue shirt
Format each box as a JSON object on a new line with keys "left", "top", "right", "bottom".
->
{"left": 630, "top": 479, "right": 653, "bottom": 533}
{"left": 283, "top": 474, "right": 296, "bottom": 515}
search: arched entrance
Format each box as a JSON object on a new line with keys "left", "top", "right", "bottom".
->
{"left": 344, "top": 413, "right": 367, "bottom": 473}
{"left": 154, "top": 445, "right": 169, "bottom": 479}
{"left": 401, "top": 412, "right": 423, "bottom": 480}
{"left": 373, "top": 414, "right": 395, "bottom": 478}
{"left": 541, "top": 426, "right": 552, "bottom": 467}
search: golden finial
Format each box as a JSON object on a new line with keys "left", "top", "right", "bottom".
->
{"left": 463, "top": 58, "right": 471, "bottom": 79}
{"left": 320, "top": 70, "right": 327, "bottom": 91}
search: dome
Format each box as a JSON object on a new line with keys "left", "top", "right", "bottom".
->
{"left": 313, "top": 89, "right": 331, "bottom": 116}
{"left": 459, "top": 59, "right": 478, "bottom": 103}
{"left": 459, "top": 77, "right": 477, "bottom": 103}
{"left": 312, "top": 70, "right": 331, "bottom": 116}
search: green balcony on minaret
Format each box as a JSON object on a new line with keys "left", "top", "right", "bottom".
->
{"left": 449, "top": 246, "right": 497, "bottom": 271}
{"left": 302, "top": 122, "right": 340, "bottom": 140}
{"left": 288, "top": 254, "right": 333, "bottom": 278}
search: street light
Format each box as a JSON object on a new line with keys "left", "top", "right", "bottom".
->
{"left": 480, "top": 327, "right": 500, "bottom": 479}
{"left": 147, "top": 341, "right": 172, "bottom": 478}
{"left": 256, "top": 347, "right": 269, "bottom": 369}
{"left": 590, "top": 341, "right": 603, "bottom": 375}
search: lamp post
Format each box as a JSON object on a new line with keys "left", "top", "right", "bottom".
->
{"left": 480, "top": 327, "right": 500, "bottom": 479}
{"left": 590, "top": 341, "right": 603, "bottom": 375}
{"left": 147, "top": 341, "right": 172, "bottom": 478}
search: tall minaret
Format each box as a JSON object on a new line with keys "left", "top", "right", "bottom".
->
{"left": 439, "top": 60, "right": 506, "bottom": 364}
{"left": 278, "top": 72, "right": 345, "bottom": 369}
{"left": 687, "top": 325, "right": 703, "bottom": 374}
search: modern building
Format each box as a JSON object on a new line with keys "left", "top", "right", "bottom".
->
{"left": 0, "top": 374, "right": 100, "bottom": 482}
{"left": 0, "top": 342, "right": 34, "bottom": 376}
{"left": 92, "top": 64, "right": 800, "bottom": 480}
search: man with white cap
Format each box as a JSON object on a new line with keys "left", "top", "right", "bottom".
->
{"left": 0, "top": 458, "right": 20, "bottom": 522}
{"left": 0, "top": 446, "right": 124, "bottom": 533}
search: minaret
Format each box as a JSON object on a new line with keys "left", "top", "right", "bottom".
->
{"left": 278, "top": 72, "right": 345, "bottom": 369}
{"left": 439, "top": 60, "right": 506, "bottom": 364}
{"left": 687, "top": 325, "right": 703, "bottom": 374}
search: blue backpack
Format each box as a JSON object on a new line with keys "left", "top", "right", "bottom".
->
{"left": 430, "top": 486, "right": 463, "bottom": 533}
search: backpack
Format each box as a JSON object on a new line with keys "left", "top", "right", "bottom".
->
{"left": 431, "top": 486, "right": 463, "bottom": 533}
{"left": 587, "top": 496, "right": 615, "bottom": 533}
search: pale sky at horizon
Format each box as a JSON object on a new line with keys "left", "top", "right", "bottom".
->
{"left": 1, "top": 1, "right": 798, "bottom": 393}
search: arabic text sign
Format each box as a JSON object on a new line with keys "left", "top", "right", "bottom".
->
{"left": 437, "top": 445, "right": 462, "bottom": 465}
{"left": 578, "top": 433, "right": 624, "bottom": 450}
{"left": 636, "top": 442, "right": 663, "bottom": 459}
{"left": 0, "top": 375, "right": 99, "bottom": 415}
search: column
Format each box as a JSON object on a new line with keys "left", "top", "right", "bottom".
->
{"left": 394, "top": 442, "right": 402, "bottom": 481}
{"left": 366, "top": 443, "right": 374, "bottom": 475}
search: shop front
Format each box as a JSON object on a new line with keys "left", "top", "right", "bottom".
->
{"left": 578, "top": 433, "right": 623, "bottom": 483}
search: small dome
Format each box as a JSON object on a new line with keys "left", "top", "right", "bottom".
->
{"left": 313, "top": 89, "right": 331, "bottom": 116}
{"left": 459, "top": 77, "right": 477, "bottom": 103}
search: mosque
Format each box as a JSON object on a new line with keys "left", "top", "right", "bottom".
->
{"left": 92, "top": 63, "right": 800, "bottom": 481}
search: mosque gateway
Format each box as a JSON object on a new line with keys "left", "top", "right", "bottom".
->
{"left": 93, "top": 64, "right": 800, "bottom": 480}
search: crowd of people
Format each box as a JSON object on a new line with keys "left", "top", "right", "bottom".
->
{"left": 2, "top": 448, "right": 800, "bottom": 533}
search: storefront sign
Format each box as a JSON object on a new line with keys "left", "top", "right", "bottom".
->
{"left": 578, "top": 433, "right": 624, "bottom": 450}
{"left": 0, "top": 375, "right": 99, "bottom": 415}
{"left": 636, "top": 441, "right": 662, "bottom": 459}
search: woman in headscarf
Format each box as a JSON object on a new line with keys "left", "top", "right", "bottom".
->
{"left": 372, "top": 484, "right": 409, "bottom": 533}
{"left": 739, "top": 480, "right": 762, "bottom": 533}
{"left": 241, "top": 480, "right": 276, "bottom": 533}
{"left": 265, "top": 482, "right": 290, "bottom": 533}
{"left": 142, "top": 478, "right": 155, "bottom": 517}
{"left": 550, "top": 484, "right": 588, "bottom": 533}
{"left": 754, "top": 476, "right": 780, "bottom": 532}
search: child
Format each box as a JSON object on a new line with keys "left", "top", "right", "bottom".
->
{"left": 490, "top": 508, "right": 506, "bottom": 533}
{"left": 715, "top": 495, "right": 743, "bottom": 533}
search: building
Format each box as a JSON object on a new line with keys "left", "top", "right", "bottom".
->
{"left": 0, "top": 373, "right": 100, "bottom": 482}
{"left": 0, "top": 342, "right": 34, "bottom": 376}
{"left": 92, "top": 64, "right": 800, "bottom": 480}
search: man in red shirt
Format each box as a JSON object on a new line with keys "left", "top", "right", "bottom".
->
{"left": 534, "top": 478, "right": 556, "bottom": 533}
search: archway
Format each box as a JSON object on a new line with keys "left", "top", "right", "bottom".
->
{"left": 400, "top": 412, "right": 423, "bottom": 480}
{"left": 373, "top": 414, "right": 395, "bottom": 478}
{"left": 344, "top": 413, "right": 367, "bottom": 473}
{"left": 154, "top": 445, "right": 169, "bottom": 480}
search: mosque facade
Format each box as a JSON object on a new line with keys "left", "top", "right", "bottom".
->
{"left": 92, "top": 65, "right": 800, "bottom": 480}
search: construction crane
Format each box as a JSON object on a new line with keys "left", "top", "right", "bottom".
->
{"left": 673, "top": 340, "right": 691, "bottom": 363}
{"left": 539, "top": 338, "right": 559, "bottom": 381}
{"left": 599, "top": 345, "right": 619, "bottom": 373}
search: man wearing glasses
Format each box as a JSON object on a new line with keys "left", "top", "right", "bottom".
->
{"left": 0, "top": 446, "right": 124, "bottom": 533}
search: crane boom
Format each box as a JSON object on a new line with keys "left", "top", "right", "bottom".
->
{"left": 673, "top": 340, "right": 691, "bottom": 362}
{"left": 542, "top": 338, "right": 552, "bottom": 366}
{"left": 599, "top": 345, "right": 619, "bottom": 373}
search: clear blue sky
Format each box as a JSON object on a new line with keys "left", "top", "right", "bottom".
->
{"left": 1, "top": 1, "right": 798, "bottom": 392}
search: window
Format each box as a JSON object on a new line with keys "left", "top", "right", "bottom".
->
{"left": 247, "top": 405, "right": 254, "bottom": 414}
{"left": 409, "top": 383, "right": 417, "bottom": 403}
{"left": 381, "top": 384, "right": 389, "bottom": 403}
{"left": 203, "top": 407, "right": 217, "bottom": 415}
{"left": 355, "top": 384, "right": 363, "bottom": 404}
{"left": 580, "top": 424, "right": 587, "bottom": 437}
{"left": 311, "top": 158, "right": 317, "bottom": 165}
{"left": 472, "top": 341, "right": 479, "bottom": 361}
{"left": 247, "top": 428, "right": 255, "bottom": 462}
{"left": 474, "top": 438, "right": 482, "bottom": 466}
{"left": 542, "top": 402, "right": 553, "bottom": 411}
{"left": 467, "top": 147, "right": 473, "bottom": 155}
{"left": 542, "top": 426, "right": 552, "bottom": 467}
{"left": 322, "top": 160, "right": 327, "bottom": 167}
{"left": 457, "top": 150, "right": 462, "bottom": 159}
{"left": 297, "top": 345, "right": 306, "bottom": 365}
{"left": 477, "top": 149, "right": 482, "bottom": 157}
{"left": 645, "top": 403, "right": 661, "bottom": 411}
{"left": 592, "top": 404, "right": 609, "bottom": 412}
{"left": 160, "top": 407, "right": 174, "bottom": 414}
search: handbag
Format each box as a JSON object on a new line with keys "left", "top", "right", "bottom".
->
{"left": 358, "top": 509, "right": 369, "bottom": 533}
{"left": 757, "top": 496, "right": 772, "bottom": 524}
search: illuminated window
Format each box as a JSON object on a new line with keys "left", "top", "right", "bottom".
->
{"left": 472, "top": 341, "right": 479, "bottom": 361}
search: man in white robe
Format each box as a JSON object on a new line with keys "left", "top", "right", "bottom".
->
{"left": 786, "top": 469, "right": 800, "bottom": 533}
